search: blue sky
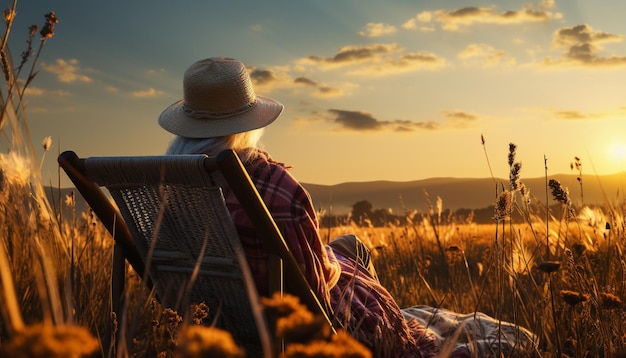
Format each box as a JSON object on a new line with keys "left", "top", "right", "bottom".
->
{"left": 6, "top": 0, "right": 626, "bottom": 185}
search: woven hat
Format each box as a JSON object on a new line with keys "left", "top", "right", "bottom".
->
{"left": 158, "top": 57, "right": 283, "bottom": 138}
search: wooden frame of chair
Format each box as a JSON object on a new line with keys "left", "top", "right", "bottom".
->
{"left": 58, "top": 149, "right": 335, "bottom": 357}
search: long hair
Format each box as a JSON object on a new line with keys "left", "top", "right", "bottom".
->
{"left": 165, "top": 129, "right": 264, "bottom": 162}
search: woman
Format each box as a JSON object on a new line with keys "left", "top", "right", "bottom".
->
{"left": 158, "top": 57, "right": 438, "bottom": 357}
{"left": 158, "top": 57, "right": 535, "bottom": 357}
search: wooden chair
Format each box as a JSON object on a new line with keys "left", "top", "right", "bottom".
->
{"left": 58, "top": 149, "right": 335, "bottom": 357}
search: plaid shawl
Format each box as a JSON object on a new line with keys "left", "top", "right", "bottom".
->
{"left": 224, "top": 149, "right": 439, "bottom": 357}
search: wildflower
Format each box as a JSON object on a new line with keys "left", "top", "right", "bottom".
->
{"left": 42, "top": 136, "right": 52, "bottom": 151}
{"left": 191, "top": 302, "right": 209, "bottom": 325}
{"left": 175, "top": 325, "right": 244, "bottom": 358}
{"left": 519, "top": 183, "right": 531, "bottom": 207}
{"left": 493, "top": 191, "right": 511, "bottom": 222}
{"left": 283, "top": 330, "right": 372, "bottom": 358}
{"left": 40, "top": 11, "right": 59, "bottom": 39}
{"left": 548, "top": 179, "right": 571, "bottom": 206}
{"left": 599, "top": 292, "right": 622, "bottom": 310}
{"left": 574, "top": 156, "right": 581, "bottom": 171}
{"left": 509, "top": 162, "right": 522, "bottom": 191}
{"left": 508, "top": 142, "right": 517, "bottom": 167}
{"left": 64, "top": 191, "right": 75, "bottom": 208}
{"left": 262, "top": 293, "right": 330, "bottom": 342}
{"left": 162, "top": 308, "right": 183, "bottom": 332}
{"left": 538, "top": 260, "right": 561, "bottom": 273}
{"left": 3, "top": 7, "right": 15, "bottom": 23}
{"left": 0, "top": 152, "right": 31, "bottom": 187}
{"left": 0, "top": 323, "right": 99, "bottom": 357}
{"left": 18, "top": 24, "right": 39, "bottom": 72}
{"left": 560, "top": 290, "right": 589, "bottom": 306}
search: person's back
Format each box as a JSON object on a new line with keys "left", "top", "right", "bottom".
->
{"left": 222, "top": 148, "right": 340, "bottom": 308}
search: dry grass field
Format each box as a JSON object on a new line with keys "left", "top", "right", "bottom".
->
{"left": 0, "top": 5, "right": 625, "bottom": 358}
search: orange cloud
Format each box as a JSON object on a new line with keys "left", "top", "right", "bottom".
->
{"left": 41, "top": 59, "right": 92, "bottom": 83}
{"left": 458, "top": 44, "right": 516, "bottom": 67}
{"left": 131, "top": 88, "right": 164, "bottom": 98}
{"left": 543, "top": 24, "right": 626, "bottom": 67}
{"left": 404, "top": 2, "right": 562, "bottom": 31}
{"left": 297, "top": 44, "right": 447, "bottom": 75}
{"left": 358, "top": 23, "right": 398, "bottom": 38}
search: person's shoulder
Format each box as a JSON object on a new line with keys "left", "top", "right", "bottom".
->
{"left": 248, "top": 149, "right": 292, "bottom": 170}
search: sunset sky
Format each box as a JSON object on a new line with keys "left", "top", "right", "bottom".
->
{"left": 9, "top": 0, "right": 626, "bottom": 186}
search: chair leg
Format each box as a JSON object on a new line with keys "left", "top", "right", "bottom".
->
{"left": 268, "top": 255, "right": 284, "bottom": 357}
{"left": 268, "top": 255, "right": 283, "bottom": 296}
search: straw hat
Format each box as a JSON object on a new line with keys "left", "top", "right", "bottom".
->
{"left": 158, "top": 57, "right": 283, "bottom": 138}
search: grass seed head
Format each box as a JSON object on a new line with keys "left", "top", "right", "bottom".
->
{"left": 548, "top": 179, "right": 571, "bottom": 206}
{"left": 493, "top": 191, "right": 512, "bottom": 222}
{"left": 560, "top": 290, "right": 589, "bottom": 306}
{"left": 538, "top": 260, "right": 561, "bottom": 273}
{"left": 599, "top": 292, "right": 622, "bottom": 310}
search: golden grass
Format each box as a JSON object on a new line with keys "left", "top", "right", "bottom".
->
{"left": 1, "top": 3, "right": 625, "bottom": 357}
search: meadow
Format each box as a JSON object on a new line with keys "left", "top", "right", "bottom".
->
{"left": 0, "top": 6, "right": 625, "bottom": 358}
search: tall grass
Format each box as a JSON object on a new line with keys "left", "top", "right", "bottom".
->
{"left": 320, "top": 138, "right": 625, "bottom": 357}
{"left": 0, "top": 3, "right": 625, "bottom": 357}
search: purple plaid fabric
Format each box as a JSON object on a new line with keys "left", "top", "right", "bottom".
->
{"left": 223, "top": 149, "right": 439, "bottom": 357}
{"left": 223, "top": 149, "right": 340, "bottom": 308}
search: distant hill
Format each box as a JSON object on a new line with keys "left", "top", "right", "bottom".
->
{"left": 50, "top": 173, "right": 625, "bottom": 218}
{"left": 302, "top": 173, "right": 626, "bottom": 215}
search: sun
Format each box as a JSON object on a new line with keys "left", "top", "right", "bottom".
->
{"left": 609, "top": 142, "right": 626, "bottom": 161}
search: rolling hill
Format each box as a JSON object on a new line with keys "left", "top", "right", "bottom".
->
{"left": 302, "top": 173, "right": 626, "bottom": 215}
{"left": 50, "top": 173, "right": 625, "bottom": 218}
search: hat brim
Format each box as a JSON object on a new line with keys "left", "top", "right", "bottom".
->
{"left": 158, "top": 95, "right": 283, "bottom": 138}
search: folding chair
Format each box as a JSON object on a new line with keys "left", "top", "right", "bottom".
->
{"left": 58, "top": 149, "right": 335, "bottom": 357}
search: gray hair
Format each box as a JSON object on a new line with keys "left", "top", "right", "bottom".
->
{"left": 165, "top": 128, "right": 264, "bottom": 162}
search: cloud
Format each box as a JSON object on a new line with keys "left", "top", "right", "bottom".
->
{"left": 296, "top": 108, "right": 487, "bottom": 132}
{"left": 131, "top": 88, "right": 164, "bottom": 98}
{"left": 553, "top": 110, "right": 590, "bottom": 120}
{"left": 322, "top": 109, "right": 440, "bottom": 132}
{"left": 293, "top": 76, "right": 356, "bottom": 98}
{"left": 543, "top": 24, "right": 626, "bottom": 67}
{"left": 42, "top": 59, "right": 93, "bottom": 83}
{"left": 294, "top": 77, "right": 318, "bottom": 87}
{"left": 248, "top": 65, "right": 355, "bottom": 98}
{"left": 358, "top": 22, "right": 398, "bottom": 37}
{"left": 328, "top": 109, "right": 382, "bottom": 130}
{"left": 550, "top": 107, "right": 626, "bottom": 121}
{"left": 23, "top": 86, "right": 71, "bottom": 96}
{"left": 249, "top": 68, "right": 278, "bottom": 85}
{"left": 147, "top": 68, "right": 166, "bottom": 75}
{"left": 403, "top": 1, "right": 562, "bottom": 32}
{"left": 250, "top": 24, "right": 263, "bottom": 32}
{"left": 298, "top": 44, "right": 447, "bottom": 75}
{"left": 248, "top": 66, "right": 296, "bottom": 92}
{"left": 458, "top": 44, "right": 516, "bottom": 67}
{"left": 300, "top": 43, "right": 403, "bottom": 68}
{"left": 553, "top": 24, "right": 622, "bottom": 47}
{"left": 443, "top": 110, "right": 481, "bottom": 128}
{"left": 23, "top": 86, "right": 44, "bottom": 96}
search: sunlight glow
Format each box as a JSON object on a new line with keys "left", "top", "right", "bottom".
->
{"left": 610, "top": 142, "right": 626, "bottom": 161}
